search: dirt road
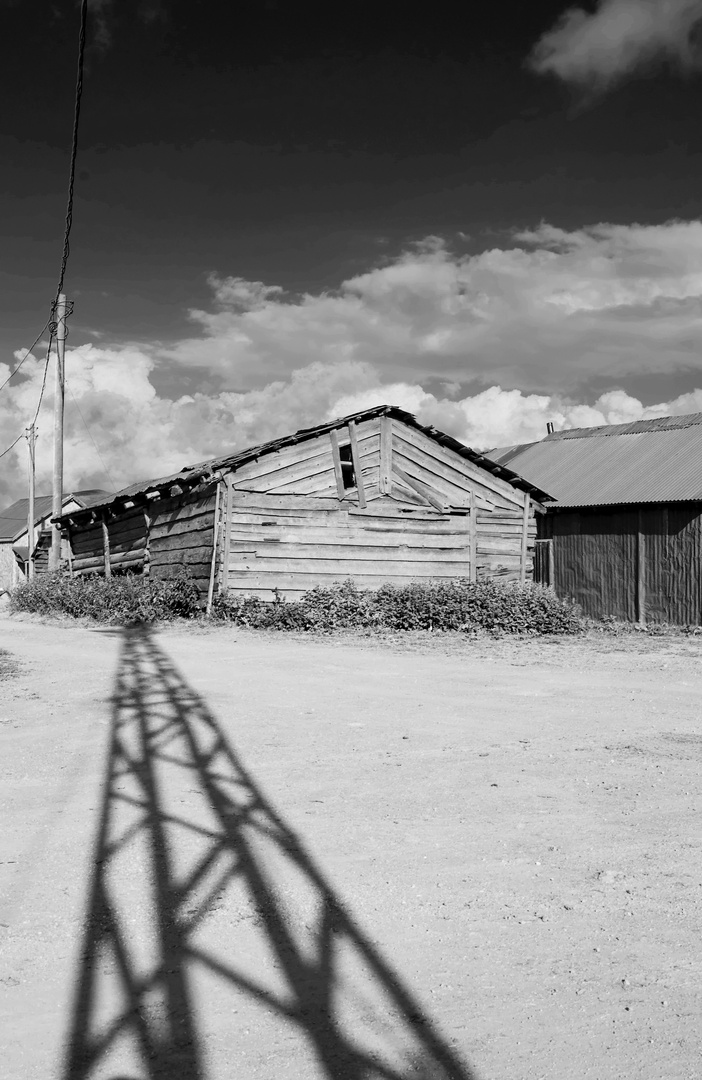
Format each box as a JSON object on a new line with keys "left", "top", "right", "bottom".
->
{"left": 1, "top": 617, "right": 701, "bottom": 1080}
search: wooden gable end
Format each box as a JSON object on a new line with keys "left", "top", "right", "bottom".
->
{"left": 388, "top": 418, "right": 526, "bottom": 511}
{"left": 229, "top": 417, "right": 382, "bottom": 504}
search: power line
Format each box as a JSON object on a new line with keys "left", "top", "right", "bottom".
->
{"left": 0, "top": 432, "right": 24, "bottom": 463}
{"left": 0, "top": 0, "right": 89, "bottom": 465}
{"left": 53, "top": 0, "right": 89, "bottom": 309}
{"left": 0, "top": 319, "right": 51, "bottom": 395}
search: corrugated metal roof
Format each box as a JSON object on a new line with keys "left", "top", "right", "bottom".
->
{"left": 0, "top": 490, "right": 110, "bottom": 542}
{"left": 546, "top": 411, "right": 702, "bottom": 440}
{"left": 57, "top": 406, "right": 552, "bottom": 524}
{"left": 489, "top": 413, "right": 702, "bottom": 507}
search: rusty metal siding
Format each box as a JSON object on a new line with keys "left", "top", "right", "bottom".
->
{"left": 645, "top": 506, "right": 702, "bottom": 624}
{"left": 545, "top": 504, "right": 702, "bottom": 624}
{"left": 551, "top": 510, "right": 637, "bottom": 620}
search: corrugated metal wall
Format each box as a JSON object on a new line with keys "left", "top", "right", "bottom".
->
{"left": 540, "top": 504, "right": 702, "bottom": 624}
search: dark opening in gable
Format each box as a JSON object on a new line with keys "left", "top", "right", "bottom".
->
{"left": 339, "top": 443, "right": 356, "bottom": 489}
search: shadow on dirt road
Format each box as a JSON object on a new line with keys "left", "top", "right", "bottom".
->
{"left": 62, "top": 626, "right": 477, "bottom": 1080}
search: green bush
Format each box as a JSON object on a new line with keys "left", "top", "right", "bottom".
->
{"left": 213, "top": 579, "right": 583, "bottom": 635}
{"left": 10, "top": 570, "right": 200, "bottom": 624}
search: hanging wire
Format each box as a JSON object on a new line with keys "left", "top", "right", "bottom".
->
{"left": 53, "top": 0, "right": 89, "bottom": 310}
{"left": 0, "top": 319, "right": 52, "bottom": 395}
{"left": 0, "top": 0, "right": 89, "bottom": 462}
{"left": 0, "top": 432, "right": 25, "bottom": 463}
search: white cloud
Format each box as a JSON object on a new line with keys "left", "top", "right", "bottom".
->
{"left": 3, "top": 218, "right": 702, "bottom": 505}
{"left": 158, "top": 220, "right": 702, "bottom": 393}
{"left": 528, "top": 0, "right": 702, "bottom": 88}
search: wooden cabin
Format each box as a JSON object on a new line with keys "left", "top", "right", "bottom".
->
{"left": 490, "top": 412, "right": 702, "bottom": 624}
{"left": 56, "top": 407, "right": 551, "bottom": 606}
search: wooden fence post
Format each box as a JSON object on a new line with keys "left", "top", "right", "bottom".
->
{"left": 222, "top": 473, "right": 233, "bottom": 594}
{"left": 102, "top": 511, "right": 112, "bottom": 579}
{"left": 469, "top": 489, "right": 477, "bottom": 582}
{"left": 520, "top": 494, "right": 531, "bottom": 584}
{"left": 206, "top": 480, "right": 222, "bottom": 615}
{"left": 379, "top": 415, "right": 392, "bottom": 494}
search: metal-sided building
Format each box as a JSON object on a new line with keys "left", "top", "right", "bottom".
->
{"left": 56, "top": 406, "right": 550, "bottom": 605}
{"left": 490, "top": 412, "right": 702, "bottom": 624}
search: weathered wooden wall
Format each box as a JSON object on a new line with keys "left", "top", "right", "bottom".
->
{"left": 540, "top": 504, "right": 702, "bottom": 624}
{"left": 148, "top": 489, "right": 216, "bottom": 598}
{"left": 62, "top": 417, "right": 540, "bottom": 602}
{"left": 70, "top": 506, "right": 149, "bottom": 576}
{"left": 221, "top": 418, "right": 538, "bottom": 597}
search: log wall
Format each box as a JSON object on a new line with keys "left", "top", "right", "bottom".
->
{"left": 148, "top": 488, "right": 217, "bottom": 598}
{"left": 70, "top": 505, "right": 149, "bottom": 576}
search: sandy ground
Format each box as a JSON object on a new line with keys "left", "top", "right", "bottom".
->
{"left": 1, "top": 616, "right": 701, "bottom": 1080}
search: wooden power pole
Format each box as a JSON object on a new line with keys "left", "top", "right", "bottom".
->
{"left": 50, "top": 295, "right": 68, "bottom": 571}
{"left": 26, "top": 423, "right": 36, "bottom": 580}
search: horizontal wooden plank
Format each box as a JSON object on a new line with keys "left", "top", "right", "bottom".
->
{"left": 476, "top": 539, "right": 523, "bottom": 555}
{"left": 150, "top": 532, "right": 214, "bottom": 553}
{"left": 477, "top": 512, "right": 524, "bottom": 522}
{"left": 270, "top": 473, "right": 339, "bottom": 497}
{"left": 149, "top": 547, "right": 214, "bottom": 566}
{"left": 229, "top": 542, "right": 470, "bottom": 562}
{"left": 149, "top": 510, "right": 214, "bottom": 538}
{"left": 150, "top": 494, "right": 217, "bottom": 524}
{"left": 476, "top": 554, "right": 522, "bottom": 568}
{"left": 228, "top": 528, "right": 469, "bottom": 548}
{"left": 229, "top": 556, "right": 471, "bottom": 575}
{"left": 225, "top": 570, "right": 471, "bottom": 591}
{"left": 231, "top": 493, "right": 340, "bottom": 511}
{"left": 392, "top": 421, "right": 524, "bottom": 507}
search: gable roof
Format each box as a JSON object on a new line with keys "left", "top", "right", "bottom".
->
{"left": 0, "top": 490, "right": 110, "bottom": 542}
{"left": 58, "top": 406, "right": 552, "bottom": 524}
{"left": 489, "top": 411, "right": 702, "bottom": 507}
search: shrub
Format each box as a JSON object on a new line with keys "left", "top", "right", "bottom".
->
{"left": 10, "top": 570, "right": 200, "bottom": 624}
{"left": 213, "top": 578, "right": 583, "bottom": 635}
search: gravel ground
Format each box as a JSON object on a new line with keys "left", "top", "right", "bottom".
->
{"left": 1, "top": 616, "right": 701, "bottom": 1080}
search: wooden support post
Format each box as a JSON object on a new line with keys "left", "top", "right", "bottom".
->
{"left": 348, "top": 421, "right": 366, "bottom": 508}
{"left": 548, "top": 538, "right": 555, "bottom": 590}
{"left": 206, "top": 480, "right": 222, "bottom": 615}
{"left": 469, "top": 488, "right": 477, "bottom": 582}
{"left": 329, "top": 430, "right": 346, "bottom": 499}
{"left": 50, "top": 295, "right": 68, "bottom": 571}
{"left": 222, "top": 473, "right": 234, "bottom": 592}
{"left": 379, "top": 415, "right": 392, "bottom": 494}
{"left": 26, "top": 423, "right": 36, "bottom": 580}
{"left": 520, "top": 493, "right": 531, "bottom": 585}
{"left": 637, "top": 510, "right": 646, "bottom": 625}
{"left": 102, "top": 511, "right": 112, "bottom": 579}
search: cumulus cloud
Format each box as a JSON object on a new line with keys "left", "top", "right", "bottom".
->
{"left": 528, "top": 0, "right": 702, "bottom": 88}
{"left": 2, "top": 341, "right": 702, "bottom": 508}
{"left": 3, "top": 218, "right": 702, "bottom": 505}
{"left": 161, "top": 220, "right": 702, "bottom": 392}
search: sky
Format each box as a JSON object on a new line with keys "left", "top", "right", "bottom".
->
{"left": 2, "top": 0, "right": 702, "bottom": 503}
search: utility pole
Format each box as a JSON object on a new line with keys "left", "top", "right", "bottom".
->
{"left": 26, "top": 423, "right": 36, "bottom": 580}
{"left": 50, "top": 295, "right": 68, "bottom": 571}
